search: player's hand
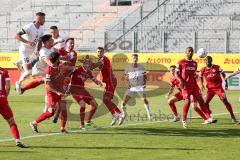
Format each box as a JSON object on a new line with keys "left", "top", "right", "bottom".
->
{"left": 165, "top": 94, "right": 170, "bottom": 99}
{"left": 225, "top": 84, "right": 228, "bottom": 90}
{"left": 28, "top": 41, "right": 36, "bottom": 47}
{"left": 224, "top": 76, "right": 229, "bottom": 81}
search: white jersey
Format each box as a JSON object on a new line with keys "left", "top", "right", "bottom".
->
{"left": 19, "top": 22, "right": 44, "bottom": 51}
{"left": 125, "top": 64, "right": 147, "bottom": 88}
{"left": 53, "top": 36, "right": 65, "bottom": 50}
{"left": 32, "top": 47, "right": 55, "bottom": 75}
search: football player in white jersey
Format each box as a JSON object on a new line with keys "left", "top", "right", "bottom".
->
{"left": 49, "top": 26, "right": 65, "bottom": 50}
{"left": 15, "top": 12, "right": 45, "bottom": 92}
{"left": 120, "top": 53, "right": 152, "bottom": 125}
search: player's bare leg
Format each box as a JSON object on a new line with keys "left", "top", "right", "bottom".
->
{"left": 167, "top": 97, "right": 180, "bottom": 122}
{"left": 140, "top": 94, "right": 152, "bottom": 121}
{"left": 86, "top": 100, "right": 98, "bottom": 127}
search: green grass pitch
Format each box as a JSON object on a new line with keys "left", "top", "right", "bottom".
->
{"left": 0, "top": 86, "right": 240, "bottom": 160}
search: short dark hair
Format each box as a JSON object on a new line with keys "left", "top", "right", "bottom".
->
{"left": 132, "top": 53, "right": 138, "bottom": 57}
{"left": 41, "top": 34, "right": 52, "bottom": 43}
{"left": 97, "top": 47, "right": 104, "bottom": 51}
{"left": 36, "top": 12, "right": 46, "bottom": 17}
{"left": 169, "top": 65, "right": 176, "bottom": 68}
{"left": 49, "top": 52, "right": 60, "bottom": 64}
{"left": 50, "top": 26, "right": 58, "bottom": 30}
{"left": 206, "top": 56, "right": 212, "bottom": 61}
{"left": 65, "top": 37, "right": 74, "bottom": 43}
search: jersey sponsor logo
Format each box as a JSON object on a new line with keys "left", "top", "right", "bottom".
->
{"left": 185, "top": 66, "right": 196, "bottom": 71}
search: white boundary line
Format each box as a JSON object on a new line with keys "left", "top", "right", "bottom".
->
{"left": 0, "top": 112, "right": 238, "bottom": 143}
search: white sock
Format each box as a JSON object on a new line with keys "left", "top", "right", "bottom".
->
{"left": 18, "top": 70, "right": 32, "bottom": 84}
{"left": 144, "top": 104, "right": 151, "bottom": 117}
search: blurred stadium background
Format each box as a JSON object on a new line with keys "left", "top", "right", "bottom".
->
{"left": 1, "top": 0, "right": 240, "bottom": 53}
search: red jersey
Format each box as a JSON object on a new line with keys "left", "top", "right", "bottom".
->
{"left": 59, "top": 48, "right": 77, "bottom": 66}
{"left": 176, "top": 59, "right": 198, "bottom": 89}
{"left": 170, "top": 75, "right": 181, "bottom": 91}
{"left": 45, "top": 65, "right": 68, "bottom": 93}
{"left": 71, "top": 66, "right": 94, "bottom": 86}
{"left": 0, "top": 68, "right": 10, "bottom": 96}
{"left": 200, "top": 64, "right": 223, "bottom": 89}
{"left": 99, "top": 56, "right": 115, "bottom": 83}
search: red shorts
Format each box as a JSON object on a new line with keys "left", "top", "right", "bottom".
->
{"left": 73, "top": 90, "right": 94, "bottom": 105}
{"left": 181, "top": 88, "right": 202, "bottom": 101}
{"left": 205, "top": 87, "right": 226, "bottom": 101}
{"left": 46, "top": 90, "right": 62, "bottom": 108}
{"left": 174, "top": 92, "right": 196, "bottom": 103}
{"left": 0, "top": 97, "right": 13, "bottom": 120}
{"left": 104, "top": 78, "right": 117, "bottom": 99}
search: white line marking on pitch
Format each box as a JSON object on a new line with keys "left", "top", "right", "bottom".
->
{"left": 0, "top": 112, "right": 238, "bottom": 143}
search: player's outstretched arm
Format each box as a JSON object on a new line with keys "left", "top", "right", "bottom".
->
{"left": 15, "top": 31, "right": 35, "bottom": 47}
{"left": 225, "top": 70, "right": 240, "bottom": 80}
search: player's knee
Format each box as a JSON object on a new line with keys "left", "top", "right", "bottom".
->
{"left": 92, "top": 100, "right": 98, "bottom": 108}
{"left": 48, "top": 107, "right": 54, "bottom": 114}
{"left": 7, "top": 117, "right": 15, "bottom": 125}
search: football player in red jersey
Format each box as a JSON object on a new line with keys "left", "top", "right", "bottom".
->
{"left": 91, "top": 47, "right": 123, "bottom": 125}
{"left": 200, "top": 56, "right": 238, "bottom": 123}
{"left": 166, "top": 65, "right": 210, "bottom": 124}
{"left": 30, "top": 52, "right": 68, "bottom": 133}
{"left": 176, "top": 47, "right": 215, "bottom": 128}
{"left": 70, "top": 59, "right": 102, "bottom": 129}
{"left": 0, "top": 67, "right": 27, "bottom": 147}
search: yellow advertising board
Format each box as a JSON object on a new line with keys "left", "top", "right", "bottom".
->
{"left": 1, "top": 52, "right": 240, "bottom": 72}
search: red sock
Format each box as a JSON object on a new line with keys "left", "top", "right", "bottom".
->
{"left": 35, "top": 112, "right": 53, "bottom": 123}
{"left": 198, "top": 101, "right": 211, "bottom": 119}
{"left": 87, "top": 105, "right": 96, "bottom": 122}
{"left": 182, "top": 103, "right": 190, "bottom": 121}
{"left": 193, "top": 107, "right": 207, "bottom": 120}
{"left": 80, "top": 107, "right": 86, "bottom": 126}
{"left": 61, "top": 109, "right": 68, "bottom": 128}
{"left": 10, "top": 124, "right": 20, "bottom": 140}
{"left": 22, "top": 80, "right": 43, "bottom": 93}
{"left": 168, "top": 102, "right": 178, "bottom": 117}
{"left": 225, "top": 102, "right": 235, "bottom": 119}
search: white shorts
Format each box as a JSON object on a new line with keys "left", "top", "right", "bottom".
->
{"left": 19, "top": 47, "right": 34, "bottom": 64}
{"left": 124, "top": 86, "right": 146, "bottom": 98}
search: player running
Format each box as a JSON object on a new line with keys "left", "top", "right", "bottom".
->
{"left": 176, "top": 47, "right": 215, "bottom": 128}
{"left": 166, "top": 65, "right": 211, "bottom": 124}
{"left": 120, "top": 53, "right": 152, "bottom": 125}
{"left": 200, "top": 56, "right": 238, "bottom": 123}
{"left": 0, "top": 67, "right": 27, "bottom": 148}
{"left": 15, "top": 12, "right": 45, "bottom": 91}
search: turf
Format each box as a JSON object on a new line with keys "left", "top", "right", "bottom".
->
{"left": 0, "top": 86, "right": 240, "bottom": 160}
